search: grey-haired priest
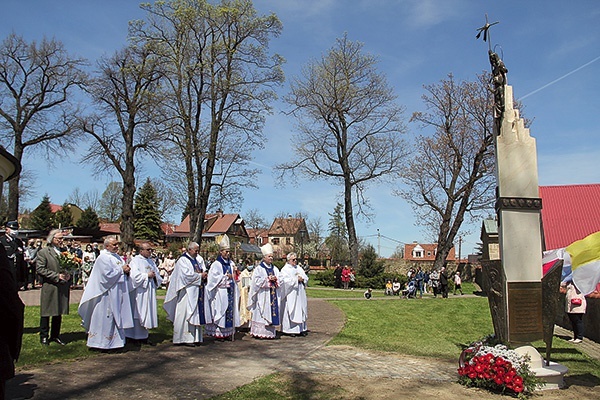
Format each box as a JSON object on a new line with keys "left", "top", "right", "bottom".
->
{"left": 205, "top": 235, "right": 240, "bottom": 340}
{"left": 247, "top": 243, "right": 281, "bottom": 339}
{"left": 279, "top": 252, "right": 309, "bottom": 337}
{"left": 163, "top": 242, "right": 209, "bottom": 347}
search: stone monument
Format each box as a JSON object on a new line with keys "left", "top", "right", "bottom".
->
{"left": 478, "top": 17, "right": 567, "bottom": 388}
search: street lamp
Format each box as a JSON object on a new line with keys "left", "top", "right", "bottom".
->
{"left": 299, "top": 229, "right": 306, "bottom": 261}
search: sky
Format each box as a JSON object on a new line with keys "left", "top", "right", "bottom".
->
{"left": 1, "top": 1, "right": 599, "bottom": 258}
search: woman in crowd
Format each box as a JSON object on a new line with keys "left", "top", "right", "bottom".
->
{"left": 81, "top": 243, "right": 96, "bottom": 288}
{"left": 563, "top": 280, "right": 586, "bottom": 343}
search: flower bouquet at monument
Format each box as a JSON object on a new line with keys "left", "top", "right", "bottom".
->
{"left": 458, "top": 335, "right": 543, "bottom": 398}
{"left": 58, "top": 251, "right": 82, "bottom": 275}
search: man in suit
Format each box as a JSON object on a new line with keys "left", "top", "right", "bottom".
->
{"left": 36, "top": 229, "right": 71, "bottom": 345}
{"left": 0, "top": 221, "right": 28, "bottom": 291}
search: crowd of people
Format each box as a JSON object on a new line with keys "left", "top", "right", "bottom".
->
{"left": 381, "top": 266, "right": 462, "bottom": 299}
{"left": 36, "top": 230, "right": 308, "bottom": 351}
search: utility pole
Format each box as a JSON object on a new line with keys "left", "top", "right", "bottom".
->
{"left": 377, "top": 229, "right": 381, "bottom": 257}
{"left": 458, "top": 236, "right": 462, "bottom": 261}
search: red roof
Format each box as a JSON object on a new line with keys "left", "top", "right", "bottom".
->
{"left": 540, "top": 184, "right": 600, "bottom": 250}
{"left": 172, "top": 212, "right": 240, "bottom": 235}
{"left": 404, "top": 243, "right": 456, "bottom": 261}
{"left": 99, "top": 222, "right": 121, "bottom": 234}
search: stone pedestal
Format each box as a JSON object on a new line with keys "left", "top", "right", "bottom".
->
{"left": 493, "top": 85, "right": 544, "bottom": 345}
{"left": 514, "top": 345, "right": 568, "bottom": 390}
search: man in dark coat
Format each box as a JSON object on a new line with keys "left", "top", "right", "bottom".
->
{"left": 439, "top": 266, "right": 449, "bottom": 299}
{"left": 0, "top": 238, "right": 24, "bottom": 399}
{"left": 0, "top": 221, "right": 28, "bottom": 291}
{"left": 333, "top": 264, "right": 343, "bottom": 289}
{"left": 36, "top": 229, "right": 71, "bottom": 345}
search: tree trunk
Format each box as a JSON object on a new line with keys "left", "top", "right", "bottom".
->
{"left": 344, "top": 181, "right": 359, "bottom": 268}
{"left": 120, "top": 170, "right": 136, "bottom": 251}
{"left": 7, "top": 142, "right": 24, "bottom": 221}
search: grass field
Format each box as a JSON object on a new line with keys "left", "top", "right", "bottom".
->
{"left": 16, "top": 284, "right": 600, "bottom": 388}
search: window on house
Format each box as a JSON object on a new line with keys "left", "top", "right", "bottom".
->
{"left": 427, "top": 251, "right": 431, "bottom": 256}
{"left": 286, "top": 237, "right": 291, "bottom": 245}
{"left": 413, "top": 250, "right": 423, "bottom": 258}
{"left": 272, "top": 238, "right": 280, "bottom": 245}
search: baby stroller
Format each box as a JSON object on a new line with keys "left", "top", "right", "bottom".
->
{"left": 402, "top": 280, "right": 417, "bottom": 299}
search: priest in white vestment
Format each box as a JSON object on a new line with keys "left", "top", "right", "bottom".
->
{"left": 248, "top": 243, "right": 281, "bottom": 339}
{"left": 125, "top": 242, "right": 162, "bottom": 343}
{"left": 78, "top": 236, "right": 134, "bottom": 350}
{"left": 279, "top": 252, "right": 309, "bottom": 336}
{"left": 163, "top": 242, "right": 208, "bottom": 346}
{"left": 238, "top": 263, "right": 253, "bottom": 327}
{"left": 205, "top": 235, "right": 240, "bottom": 340}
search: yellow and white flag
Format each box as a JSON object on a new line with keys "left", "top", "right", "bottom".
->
{"left": 566, "top": 231, "right": 600, "bottom": 295}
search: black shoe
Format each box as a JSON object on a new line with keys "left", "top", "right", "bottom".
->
{"left": 175, "top": 342, "right": 197, "bottom": 347}
{"left": 40, "top": 337, "right": 49, "bottom": 346}
{"left": 50, "top": 337, "right": 66, "bottom": 346}
{"left": 300, "top": 331, "right": 308, "bottom": 337}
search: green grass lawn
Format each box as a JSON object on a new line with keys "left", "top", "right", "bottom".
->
{"left": 329, "top": 296, "right": 493, "bottom": 359}
{"left": 16, "top": 285, "right": 600, "bottom": 392}
{"left": 16, "top": 300, "right": 173, "bottom": 367}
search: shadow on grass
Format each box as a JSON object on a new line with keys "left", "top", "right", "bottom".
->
{"left": 6, "top": 373, "right": 36, "bottom": 399}
{"left": 564, "top": 373, "right": 600, "bottom": 388}
{"left": 288, "top": 372, "right": 344, "bottom": 399}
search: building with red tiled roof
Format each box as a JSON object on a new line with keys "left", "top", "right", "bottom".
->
{"left": 403, "top": 242, "right": 456, "bottom": 262}
{"left": 267, "top": 217, "right": 308, "bottom": 259}
{"left": 480, "top": 184, "right": 600, "bottom": 257}
{"left": 166, "top": 210, "right": 258, "bottom": 255}
{"left": 539, "top": 184, "right": 600, "bottom": 250}
{"left": 247, "top": 228, "right": 268, "bottom": 246}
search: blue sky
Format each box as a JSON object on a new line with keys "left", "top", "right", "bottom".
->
{"left": 2, "top": 1, "right": 599, "bottom": 257}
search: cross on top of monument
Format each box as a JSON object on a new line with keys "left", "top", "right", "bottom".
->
{"left": 476, "top": 14, "right": 500, "bottom": 51}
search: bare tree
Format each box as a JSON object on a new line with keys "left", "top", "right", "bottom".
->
{"left": 67, "top": 187, "right": 100, "bottom": 211}
{"left": 98, "top": 181, "right": 123, "bottom": 222}
{"left": 149, "top": 177, "right": 179, "bottom": 222}
{"left": 307, "top": 216, "right": 323, "bottom": 245}
{"left": 244, "top": 208, "right": 268, "bottom": 230}
{"left": 80, "top": 44, "right": 163, "bottom": 248}
{"left": 277, "top": 34, "right": 408, "bottom": 267}
{"left": 0, "top": 33, "right": 87, "bottom": 219}
{"left": 396, "top": 73, "right": 496, "bottom": 270}
{"left": 131, "top": 0, "right": 284, "bottom": 241}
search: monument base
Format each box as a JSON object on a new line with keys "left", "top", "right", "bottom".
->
{"left": 514, "top": 345, "right": 568, "bottom": 390}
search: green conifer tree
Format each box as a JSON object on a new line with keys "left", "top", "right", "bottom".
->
{"left": 358, "top": 244, "right": 385, "bottom": 278}
{"left": 76, "top": 206, "right": 101, "bottom": 233}
{"left": 54, "top": 202, "right": 74, "bottom": 228}
{"left": 133, "top": 178, "right": 163, "bottom": 242}
{"left": 29, "top": 195, "right": 55, "bottom": 232}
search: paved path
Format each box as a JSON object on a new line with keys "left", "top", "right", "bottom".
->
{"left": 8, "top": 289, "right": 600, "bottom": 399}
{"left": 8, "top": 291, "right": 457, "bottom": 399}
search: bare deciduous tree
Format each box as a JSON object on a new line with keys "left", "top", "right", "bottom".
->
{"left": 396, "top": 73, "right": 496, "bottom": 270}
{"left": 132, "top": 0, "right": 284, "bottom": 240}
{"left": 80, "top": 44, "right": 163, "bottom": 248}
{"left": 277, "top": 34, "right": 408, "bottom": 267}
{"left": 98, "top": 181, "right": 123, "bottom": 222}
{"left": 0, "top": 33, "right": 87, "bottom": 219}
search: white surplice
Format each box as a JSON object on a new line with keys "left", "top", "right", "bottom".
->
{"left": 125, "top": 254, "right": 163, "bottom": 340}
{"left": 78, "top": 250, "right": 134, "bottom": 349}
{"left": 247, "top": 263, "right": 281, "bottom": 338}
{"left": 163, "top": 254, "right": 208, "bottom": 344}
{"left": 205, "top": 258, "right": 240, "bottom": 338}
{"left": 279, "top": 263, "right": 309, "bottom": 334}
